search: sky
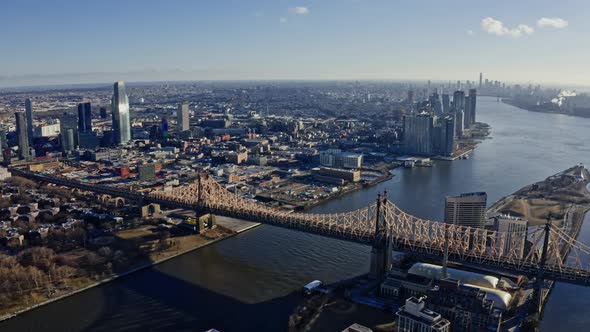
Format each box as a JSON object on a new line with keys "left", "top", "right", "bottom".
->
{"left": 1, "top": 0, "right": 588, "bottom": 87}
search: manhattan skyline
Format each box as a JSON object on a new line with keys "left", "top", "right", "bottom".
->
{"left": 0, "top": 0, "right": 586, "bottom": 87}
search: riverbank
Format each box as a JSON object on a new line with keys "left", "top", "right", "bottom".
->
{"left": 486, "top": 165, "right": 590, "bottom": 231}
{"left": 0, "top": 217, "right": 261, "bottom": 322}
{"left": 502, "top": 98, "right": 590, "bottom": 119}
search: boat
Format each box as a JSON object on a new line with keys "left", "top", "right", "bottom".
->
{"left": 303, "top": 280, "right": 323, "bottom": 295}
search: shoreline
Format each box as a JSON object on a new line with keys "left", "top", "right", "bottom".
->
{"left": 0, "top": 221, "right": 261, "bottom": 322}
{"left": 501, "top": 98, "right": 590, "bottom": 119}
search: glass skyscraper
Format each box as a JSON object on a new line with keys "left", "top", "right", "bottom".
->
{"left": 111, "top": 81, "right": 131, "bottom": 144}
{"left": 15, "top": 112, "right": 30, "bottom": 159}
{"left": 25, "top": 98, "right": 34, "bottom": 146}
{"left": 77, "top": 102, "right": 92, "bottom": 133}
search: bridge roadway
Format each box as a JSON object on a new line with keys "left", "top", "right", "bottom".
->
{"left": 11, "top": 168, "right": 590, "bottom": 287}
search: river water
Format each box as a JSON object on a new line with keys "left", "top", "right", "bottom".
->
{"left": 2, "top": 97, "right": 590, "bottom": 331}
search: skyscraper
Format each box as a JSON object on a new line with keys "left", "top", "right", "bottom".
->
{"left": 15, "top": 112, "right": 30, "bottom": 160}
{"left": 429, "top": 93, "right": 443, "bottom": 115}
{"left": 177, "top": 102, "right": 190, "bottom": 132}
{"left": 464, "top": 95, "right": 472, "bottom": 128}
{"left": 444, "top": 192, "right": 487, "bottom": 227}
{"left": 404, "top": 113, "right": 435, "bottom": 156}
{"left": 452, "top": 91, "right": 465, "bottom": 112}
{"left": 479, "top": 72, "right": 483, "bottom": 89}
{"left": 468, "top": 88, "right": 477, "bottom": 125}
{"left": 112, "top": 81, "right": 131, "bottom": 145}
{"left": 25, "top": 98, "right": 34, "bottom": 146}
{"left": 60, "top": 112, "right": 78, "bottom": 153}
{"left": 77, "top": 102, "right": 92, "bottom": 133}
{"left": 441, "top": 94, "right": 450, "bottom": 113}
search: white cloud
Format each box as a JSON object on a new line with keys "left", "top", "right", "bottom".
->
{"left": 289, "top": 7, "right": 310, "bottom": 15}
{"left": 279, "top": 17, "right": 287, "bottom": 24}
{"left": 466, "top": 30, "right": 475, "bottom": 36}
{"left": 481, "top": 17, "right": 534, "bottom": 37}
{"left": 254, "top": 11, "right": 264, "bottom": 18}
{"left": 537, "top": 17, "right": 568, "bottom": 29}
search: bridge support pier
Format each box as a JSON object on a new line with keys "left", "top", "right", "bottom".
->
{"left": 192, "top": 208, "right": 216, "bottom": 233}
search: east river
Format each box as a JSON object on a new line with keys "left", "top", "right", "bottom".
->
{"left": 2, "top": 97, "right": 590, "bottom": 331}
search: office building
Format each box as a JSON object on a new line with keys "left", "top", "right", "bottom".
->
{"left": 60, "top": 112, "right": 79, "bottom": 152}
{"left": 429, "top": 93, "right": 442, "bottom": 115}
{"left": 78, "top": 102, "right": 92, "bottom": 133}
{"left": 479, "top": 72, "right": 483, "bottom": 89}
{"left": 444, "top": 192, "right": 487, "bottom": 227}
{"left": 178, "top": 102, "right": 190, "bottom": 132}
{"left": 396, "top": 297, "right": 450, "bottom": 332}
{"left": 62, "top": 128, "right": 76, "bottom": 153}
{"left": 100, "top": 107, "right": 108, "bottom": 119}
{"left": 494, "top": 215, "right": 528, "bottom": 258}
{"left": 407, "top": 90, "right": 415, "bottom": 104}
{"left": 79, "top": 131, "right": 99, "bottom": 150}
{"left": 441, "top": 94, "right": 450, "bottom": 113}
{"left": 317, "top": 167, "right": 361, "bottom": 182}
{"left": 25, "top": 98, "right": 34, "bottom": 146}
{"left": 15, "top": 112, "right": 30, "bottom": 160}
{"left": 320, "top": 149, "right": 363, "bottom": 169}
{"left": 403, "top": 113, "right": 435, "bottom": 156}
{"left": 201, "top": 119, "right": 229, "bottom": 129}
{"left": 452, "top": 91, "right": 465, "bottom": 113}
{"left": 34, "top": 123, "right": 61, "bottom": 138}
{"left": 112, "top": 81, "right": 131, "bottom": 144}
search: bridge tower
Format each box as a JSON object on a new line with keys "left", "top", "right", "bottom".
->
{"left": 531, "top": 216, "right": 552, "bottom": 318}
{"left": 193, "top": 173, "right": 216, "bottom": 230}
{"left": 370, "top": 192, "right": 389, "bottom": 278}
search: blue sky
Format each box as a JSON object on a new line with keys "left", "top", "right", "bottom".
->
{"left": 1, "top": 0, "right": 588, "bottom": 87}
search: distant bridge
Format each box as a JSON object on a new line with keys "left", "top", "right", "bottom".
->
{"left": 10, "top": 168, "right": 590, "bottom": 287}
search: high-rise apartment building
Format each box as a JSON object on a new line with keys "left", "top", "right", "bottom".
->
{"left": 177, "top": 102, "right": 190, "bottom": 132}
{"left": 77, "top": 102, "right": 92, "bottom": 133}
{"left": 441, "top": 94, "right": 450, "bottom": 113}
{"left": 396, "top": 297, "right": 451, "bottom": 332}
{"left": 444, "top": 192, "right": 487, "bottom": 227}
{"left": 404, "top": 113, "right": 435, "bottom": 156}
{"left": 15, "top": 112, "right": 30, "bottom": 160}
{"left": 25, "top": 98, "right": 34, "bottom": 146}
{"left": 468, "top": 88, "right": 477, "bottom": 125}
{"left": 464, "top": 95, "right": 472, "bottom": 128}
{"left": 112, "top": 81, "right": 131, "bottom": 145}
{"left": 60, "top": 112, "right": 78, "bottom": 153}
{"left": 494, "top": 215, "right": 528, "bottom": 258}
{"left": 452, "top": 91, "right": 465, "bottom": 113}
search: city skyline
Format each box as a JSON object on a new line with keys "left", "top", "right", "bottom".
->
{"left": 0, "top": 0, "right": 587, "bottom": 87}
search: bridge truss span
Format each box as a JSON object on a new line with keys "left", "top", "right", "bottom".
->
{"left": 12, "top": 168, "right": 590, "bottom": 285}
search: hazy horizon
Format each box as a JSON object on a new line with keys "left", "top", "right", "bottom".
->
{"left": 2, "top": 0, "right": 588, "bottom": 88}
